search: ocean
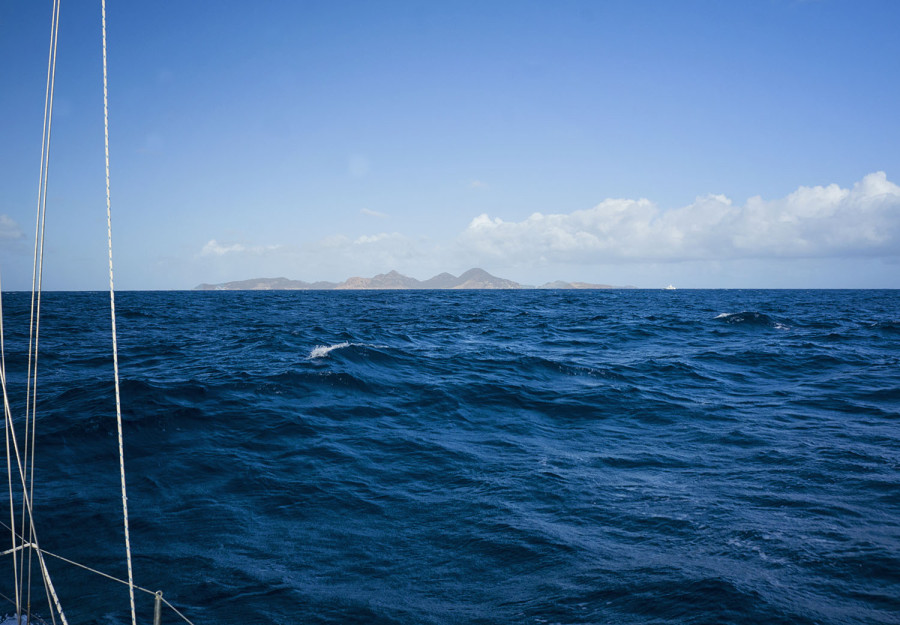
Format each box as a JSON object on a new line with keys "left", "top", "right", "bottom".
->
{"left": 0, "top": 289, "right": 897, "bottom": 625}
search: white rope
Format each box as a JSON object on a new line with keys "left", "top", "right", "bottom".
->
{"left": 1, "top": 543, "right": 35, "bottom": 558}
{"left": 0, "top": 281, "right": 20, "bottom": 617}
{"left": 100, "top": 3, "right": 137, "bottom": 625}
{"left": 1, "top": 2, "right": 153, "bottom": 624}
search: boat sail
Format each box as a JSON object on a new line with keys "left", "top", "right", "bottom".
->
{"left": 1, "top": 2, "right": 192, "bottom": 623}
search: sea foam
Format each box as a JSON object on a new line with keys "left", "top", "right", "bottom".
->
{"left": 308, "top": 341, "right": 351, "bottom": 359}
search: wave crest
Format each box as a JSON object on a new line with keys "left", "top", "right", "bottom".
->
{"left": 714, "top": 311, "right": 787, "bottom": 329}
{"left": 308, "top": 342, "right": 351, "bottom": 359}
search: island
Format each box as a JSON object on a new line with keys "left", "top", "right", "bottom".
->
{"left": 195, "top": 268, "right": 632, "bottom": 290}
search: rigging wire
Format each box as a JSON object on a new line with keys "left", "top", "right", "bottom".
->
{"left": 20, "top": 0, "right": 64, "bottom": 623}
{"left": 0, "top": 295, "right": 69, "bottom": 625}
{"left": 2, "top": 2, "right": 191, "bottom": 623}
{"left": 0, "top": 342, "right": 67, "bottom": 625}
{"left": 100, "top": 2, "right": 138, "bottom": 624}
{"left": 0, "top": 521, "right": 197, "bottom": 625}
{"left": 0, "top": 280, "right": 20, "bottom": 619}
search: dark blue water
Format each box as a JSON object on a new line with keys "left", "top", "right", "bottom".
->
{"left": 1, "top": 289, "right": 898, "bottom": 625}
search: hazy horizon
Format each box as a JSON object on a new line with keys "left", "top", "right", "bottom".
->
{"left": 2, "top": 1, "right": 899, "bottom": 290}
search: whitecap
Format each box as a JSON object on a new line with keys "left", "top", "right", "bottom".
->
{"left": 308, "top": 342, "right": 350, "bottom": 359}
{"left": 713, "top": 311, "right": 780, "bottom": 327}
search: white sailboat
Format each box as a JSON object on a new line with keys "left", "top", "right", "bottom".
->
{"left": 1, "top": 2, "right": 192, "bottom": 624}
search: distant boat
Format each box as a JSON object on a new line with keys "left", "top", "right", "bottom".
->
{"left": 664, "top": 284, "right": 677, "bottom": 290}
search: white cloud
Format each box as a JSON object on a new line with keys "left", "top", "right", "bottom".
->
{"left": 354, "top": 233, "right": 393, "bottom": 244}
{"left": 360, "top": 208, "right": 388, "bottom": 218}
{"left": 311, "top": 232, "right": 420, "bottom": 252}
{"left": 196, "top": 231, "right": 437, "bottom": 279}
{"left": 332, "top": 231, "right": 426, "bottom": 263}
{"left": 0, "top": 215, "right": 23, "bottom": 240}
{"left": 469, "top": 180, "right": 489, "bottom": 189}
{"left": 200, "top": 239, "right": 281, "bottom": 257}
{"left": 188, "top": 173, "right": 900, "bottom": 287}
{"left": 458, "top": 172, "right": 900, "bottom": 264}
{"left": 274, "top": 231, "right": 441, "bottom": 280}
{"left": 201, "top": 240, "right": 245, "bottom": 256}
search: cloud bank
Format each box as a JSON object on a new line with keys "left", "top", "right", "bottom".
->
{"left": 459, "top": 172, "right": 900, "bottom": 263}
{"left": 195, "top": 173, "right": 900, "bottom": 286}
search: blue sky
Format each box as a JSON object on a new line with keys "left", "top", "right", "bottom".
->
{"left": 1, "top": 0, "right": 899, "bottom": 289}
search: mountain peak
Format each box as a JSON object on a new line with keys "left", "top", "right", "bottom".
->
{"left": 455, "top": 268, "right": 520, "bottom": 289}
{"left": 458, "top": 268, "right": 491, "bottom": 279}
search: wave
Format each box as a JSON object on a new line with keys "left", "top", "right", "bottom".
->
{"left": 868, "top": 320, "right": 900, "bottom": 334}
{"left": 714, "top": 311, "right": 788, "bottom": 329}
{"left": 308, "top": 341, "right": 351, "bottom": 359}
{"left": 306, "top": 341, "right": 398, "bottom": 362}
{"left": 4, "top": 289, "right": 898, "bottom": 625}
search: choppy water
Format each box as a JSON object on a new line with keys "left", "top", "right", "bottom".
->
{"left": 0, "top": 289, "right": 898, "bottom": 625}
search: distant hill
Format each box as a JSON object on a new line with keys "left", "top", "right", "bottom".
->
{"left": 194, "top": 277, "right": 338, "bottom": 290}
{"left": 194, "top": 269, "right": 628, "bottom": 291}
